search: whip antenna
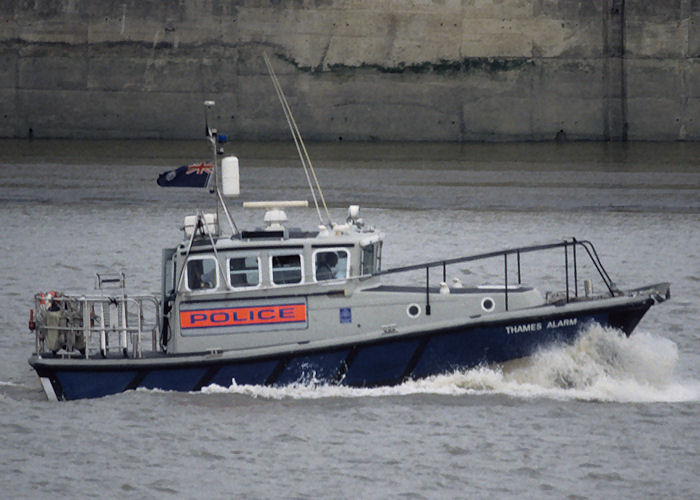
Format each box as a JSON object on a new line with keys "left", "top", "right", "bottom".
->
{"left": 263, "top": 52, "right": 333, "bottom": 227}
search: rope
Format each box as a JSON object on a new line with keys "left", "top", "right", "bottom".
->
{"left": 263, "top": 52, "right": 333, "bottom": 226}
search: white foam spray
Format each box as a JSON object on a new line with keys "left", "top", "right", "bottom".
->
{"left": 201, "top": 324, "right": 699, "bottom": 403}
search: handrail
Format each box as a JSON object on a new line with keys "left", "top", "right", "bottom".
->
{"left": 32, "top": 293, "right": 161, "bottom": 359}
{"left": 376, "top": 240, "right": 575, "bottom": 276}
{"left": 374, "top": 238, "right": 617, "bottom": 312}
{"left": 577, "top": 240, "right": 615, "bottom": 293}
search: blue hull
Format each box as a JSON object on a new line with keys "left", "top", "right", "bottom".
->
{"left": 30, "top": 301, "right": 651, "bottom": 400}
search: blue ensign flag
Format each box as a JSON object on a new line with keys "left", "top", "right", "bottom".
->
{"left": 157, "top": 163, "right": 213, "bottom": 188}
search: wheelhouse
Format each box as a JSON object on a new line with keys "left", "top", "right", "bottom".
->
{"left": 159, "top": 205, "right": 384, "bottom": 355}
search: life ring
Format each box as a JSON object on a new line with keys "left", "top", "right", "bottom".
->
{"left": 38, "top": 290, "right": 59, "bottom": 306}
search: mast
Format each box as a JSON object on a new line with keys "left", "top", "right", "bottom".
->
{"left": 263, "top": 53, "right": 333, "bottom": 228}
{"left": 203, "top": 100, "right": 238, "bottom": 236}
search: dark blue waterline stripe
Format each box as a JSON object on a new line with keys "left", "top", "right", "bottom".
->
{"left": 334, "top": 346, "right": 359, "bottom": 384}
{"left": 193, "top": 365, "right": 221, "bottom": 391}
{"left": 402, "top": 337, "right": 431, "bottom": 381}
{"left": 265, "top": 357, "right": 290, "bottom": 385}
{"left": 125, "top": 370, "right": 149, "bottom": 391}
{"left": 50, "top": 375, "right": 65, "bottom": 401}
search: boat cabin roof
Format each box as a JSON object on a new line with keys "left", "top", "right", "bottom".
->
{"left": 169, "top": 207, "right": 384, "bottom": 295}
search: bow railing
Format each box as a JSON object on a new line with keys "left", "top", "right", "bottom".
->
{"left": 375, "top": 238, "right": 617, "bottom": 315}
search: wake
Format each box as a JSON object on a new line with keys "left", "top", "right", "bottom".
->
{"left": 201, "top": 324, "right": 699, "bottom": 403}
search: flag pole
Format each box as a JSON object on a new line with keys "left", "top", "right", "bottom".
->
{"left": 203, "top": 100, "right": 219, "bottom": 230}
{"left": 204, "top": 100, "right": 238, "bottom": 236}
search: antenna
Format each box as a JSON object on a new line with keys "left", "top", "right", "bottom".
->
{"left": 202, "top": 100, "right": 238, "bottom": 235}
{"left": 263, "top": 52, "right": 333, "bottom": 227}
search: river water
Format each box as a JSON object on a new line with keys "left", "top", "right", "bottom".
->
{"left": 0, "top": 140, "right": 699, "bottom": 498}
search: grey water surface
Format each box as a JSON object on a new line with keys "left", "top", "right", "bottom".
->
{"left": 0, "top": 140, "right": 699, "bottom": 499}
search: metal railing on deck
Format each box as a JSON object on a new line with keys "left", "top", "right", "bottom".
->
{"left": 31, "top": 292, "right": 161, "bottom": 359}
{"left": 375, "top": 238, "right": 617, "bottom": 315}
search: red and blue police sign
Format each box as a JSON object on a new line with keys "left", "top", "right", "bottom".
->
{"left": 180, "top": 303, "right": 306, "bottom": 330}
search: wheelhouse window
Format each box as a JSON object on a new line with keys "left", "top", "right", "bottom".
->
{"left": 229, "top": 256, "right": 260, "bottom": 288}
{"left": 271, "top": 254, "right": 302, "bottom": 285}
{"left": 361, "top": 242, "right": 382, "bottom": 275}
{"left": 186, "top": 257, "right": 218, "bottom": 290}
{"left": 314, "top": 249, "right": 349, "bottom": 281}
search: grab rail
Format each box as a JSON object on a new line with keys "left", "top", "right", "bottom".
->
{"left": 31, "top": 293, "right": 161, "bottom": 359}
{"left": 375, "top": 238, "right": 617, "bottom": 314}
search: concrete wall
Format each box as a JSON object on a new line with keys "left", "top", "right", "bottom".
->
{"left": 0, "top": 0, "right": 697, "bottom": 141}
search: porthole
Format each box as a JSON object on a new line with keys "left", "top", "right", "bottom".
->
{"left": 407, "top": 304, "right": 421, "bottom": 318}
{"left": 481, "top": 297, "right": 495, "bottom": 312}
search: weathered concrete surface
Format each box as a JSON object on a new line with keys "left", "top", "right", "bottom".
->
{"left": 0, "top": 0, "right": 697, "bottom": 140}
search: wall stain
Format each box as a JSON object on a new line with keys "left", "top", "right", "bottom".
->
{"left": 276, "top": 53, "right": 535, "bottom": 75}
{"left": 2, "top": 38, "right": 533, "bottom": 76}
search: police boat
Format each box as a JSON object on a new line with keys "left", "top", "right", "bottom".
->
{"left": 27, "top": 96, "right": 670, "bottom": 402}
